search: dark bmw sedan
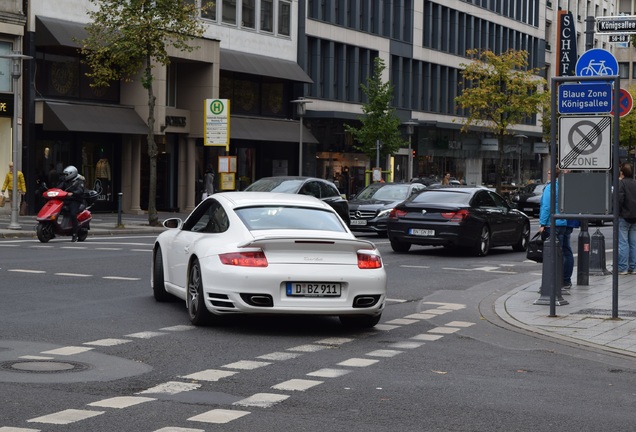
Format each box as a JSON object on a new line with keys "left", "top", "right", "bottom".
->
{"left": 387, "top": 187, "right": 530, "bottom": 256}
{"left": 245, "top": 176, "right": 350, "bottom": 225}
{"left": 509, "top": 183, "right": 546, "bottom": 217}
{"left": 348, "top": 182, "right": 426, "bottom": 236}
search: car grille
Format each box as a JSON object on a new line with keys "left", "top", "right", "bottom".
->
{"left": 349, "top": 209, "right": 376, "bottom": 219}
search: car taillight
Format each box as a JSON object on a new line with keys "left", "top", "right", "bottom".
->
{"left": 389, "top": 209, "right": 407, "bottom": 220}
{"left": 219, "top": 251, "right": 268, "bottom": 267}
{"left": 357, "top": 251, "right": 383, "bottom": 269}
{"left": 441, "top": 209, "right": 470, "bottom": 222}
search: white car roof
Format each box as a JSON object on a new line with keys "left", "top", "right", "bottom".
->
{"left": 213, "top": 191, "right": 331, "bottom": 210}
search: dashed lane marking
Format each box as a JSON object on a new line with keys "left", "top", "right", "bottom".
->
{"left": 365, "top": 349, "right": 403, "bottom": 358}
{"left": 337, "top": 358, "right": 379, "bottom": 367}
{"left": 389, "top": 341, "right": 425, "bottom": 349}
{"left": 188, "top": 409, "right": 250, "bottom": 424}
{"left": 160, "top": 325, "right": 195, "bottom": 332}
{"left": 411, "top": 334, "right": 444, "bottom": 341}
{"left": 94, "top": 247, "right": 123, "bottom": 251}
{"left": 154, "top": 428, "right": 204, "bottom": 432}
{"left": 7, "top": 269, "right": 45, "bottom": 274}
{"left": 446, "top": 321, "right": 475, "bottom": 328}
{"left": 374, "top": 324, "right": 401, "bottom": 331}
{"left": 232, "top": 393, "right": 289, "bottom": 408}
{"left": 131, "top": 249, "right": 152, "bottom": 252}
{"left": 306, "top": 368, "right": 351, "bottom": 378}
{"left": 256, "top": 352, "right": 302, "bottom": 361}
{"left": 271, "top": 379, "right": 323, "bottom": 391}
{"left": 137, "top": 381, "right": 201, "bottom": 395}
{"left": 404, "top": 313, "right": 438, "bottom": 320}
{"left": 287, "top": 344, "right": 331, "bottom": 353}
{"left": 87, "top": 396, "right": 156, "bottom": 409}
{"left": 314, "top": 337, "right": 354, "bottom": 345}
{"left": 27, "top": 409, "right": 104, "bottom": 425}
{"left": 41, "top": 346, "right": 93, "bottom": 356}
{"left": 181, "top": 369, "right": 238, "bottom": 382}
{"left": 54, "top": 273, "right": 92, "bottom": 277}
{"left": 399, "top": 265, "right": 430, "bottom": 269}
{"left": 125, "top": 331, "right": 166, "bottom": 339}
{"left": 221, "top": 360, "right": 271, "bottom": 370}
{"left": 428, "top": 327, "right": 460, "bottom": 334}
{"left": 385, "top": 318, "right": 418, "bottom": 325}
{"left": 0, "top": 427, "right": 41, "bottom": 431}
{"left": 84, "top": 338, "right": 132, "bottom": 347}
{"left": 102, "top": 276, "right": 141, "bottom": 281}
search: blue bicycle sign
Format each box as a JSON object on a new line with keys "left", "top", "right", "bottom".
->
{"left": 576, "top": 49, "right": 618, "bottom": 79}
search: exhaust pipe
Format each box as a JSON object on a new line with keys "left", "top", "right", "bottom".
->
{"left": 353, "top": 296, "right": 379, "bottom": 308}
{"left": 249, "top": 295, "right": 273, "bottom": 307}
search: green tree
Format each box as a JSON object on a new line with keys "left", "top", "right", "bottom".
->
{"left": 620, "top": 85, "right": 636, "bottom": 162}
{"left": 344, "top": 57, "right": 407, "bottom": 173}
{"left": 81, "top": 0, "right": 206, "bottom": 226}
{"left": 455, "top": 49, "right": 548, "bottom": 193}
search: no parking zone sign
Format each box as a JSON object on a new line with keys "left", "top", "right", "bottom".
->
{"left": 558, "top": 115, "right": 612, "bottom": 170}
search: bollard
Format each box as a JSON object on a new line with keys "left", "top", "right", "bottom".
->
{"left": 589, "top": 228, "right": 611, "bottom": 276}
{"left": 534, "top": 236, "right": 568, "bottom": 306}
{"left": 577, "top": 220, "right": 590, "bottom": 286}
{"left": 116, "top": 192, "right": 124, "bottom": 228}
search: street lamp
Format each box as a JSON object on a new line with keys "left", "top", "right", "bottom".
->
{"left": 0, "top": 51, "right": 31, "bottom": 230}
{"left": 404, "top": 119, "right": 418, "bottom": 181}
{"left": 514, "top": 134, "right": 527, "bottom": 187}
{"left": 291, "top": 97, "right": 312, "bottom": 176}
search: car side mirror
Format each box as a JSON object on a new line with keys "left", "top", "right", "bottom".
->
{"left": 163, "top": 218, "right": 183, "bottom": 229}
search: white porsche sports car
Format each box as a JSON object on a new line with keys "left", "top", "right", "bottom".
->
{"left": 151, "top": 192, "right": 387, "bottom": 327}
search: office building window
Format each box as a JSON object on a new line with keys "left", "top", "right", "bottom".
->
{"left": 278, "top": 1, "right": 291, "bottom": 36}
{"left": 201, "top": 0, "right": 216, "bottom": 20}
{"left": 261, "top": 0, "right": 273, "bottom": 32}
{"left": 620, "top": 62, "right": 630, "bottom": 79}
{"left": 242, "top": 0, "right": 255, "bottom": 28}
{"left": 222, "top": 0, "right": 237, "bottom": 25}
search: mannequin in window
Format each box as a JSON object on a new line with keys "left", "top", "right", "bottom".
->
{"left": 95, "top": 154, "right": 111, "bottom": 200}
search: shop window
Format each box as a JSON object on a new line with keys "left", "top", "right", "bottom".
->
{"left": 0, "top": 41, "right": 13, "bottom": 92}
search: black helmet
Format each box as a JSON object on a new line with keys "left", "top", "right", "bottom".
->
{"left": 63, "top": 165, "right": 78, "bottom": 181}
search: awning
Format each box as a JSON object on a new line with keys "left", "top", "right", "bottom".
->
{"left": 43, "top": 101, "right": 148, "bottom": 135}
{"left": 231, "top": 116, "right": 318, "bottom": 143}
{"left": 36, "top": 16, "right": 87, "bottom": 48}
{"left": 221, "top": 49, "right": 313, "bottom": 83}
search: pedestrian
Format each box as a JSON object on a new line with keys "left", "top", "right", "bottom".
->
{"left": 57, "top": 165, "right": 86, "bottom": 242}
{"left": 618, "top": 162, "right": 636, "bottom": 275}
{"left": 442, "top": 172, "right": 451, "bottom": 185}
{"left": 202, "top": 165, "right": 215, "bottom": 200}
{"left": 1, "top": 161, "right": 27, "bottom": 207}
{"left": 538, "top": 165, "right": 576, "bottom": 293}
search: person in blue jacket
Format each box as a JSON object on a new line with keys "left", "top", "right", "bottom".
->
{"left": 538, "top": 166, "right": 577, "bottom": 292}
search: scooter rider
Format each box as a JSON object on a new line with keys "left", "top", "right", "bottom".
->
{"left": 57, "top": 165, "right": 86, "bottom": 242}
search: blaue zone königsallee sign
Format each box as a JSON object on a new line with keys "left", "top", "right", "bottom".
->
{"left": 558, "top": 83, "right": 612, "bottom": 114}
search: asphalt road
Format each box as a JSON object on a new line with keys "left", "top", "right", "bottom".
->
{"left": 1, "top": 224, "right": 633, "bottom": 432}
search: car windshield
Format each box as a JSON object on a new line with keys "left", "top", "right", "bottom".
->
{"left": 245, "top": 179, "right": 304, "bottom": 193}
{"left": 235, "top": 206, "right": 346, "bottom": 232}
{"left": 357, "top": 184, "right": 411, "bottom": 201}
{"left": 522, "top": 183, "right": 545, "bottom": 195}
{"left": 410, "top": 190, "right": 472, "bottom": 205}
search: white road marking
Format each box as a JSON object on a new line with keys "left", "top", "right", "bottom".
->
{"left": 54, "top": 273, "right": 92, "bottom": 277}
{"left": 0, "top": 427, "right": 41, "bottom": 431}
{"left": 222, "top": 360, "right": 271, "bottom": 370}
{"left": 137, "top": 381, "right": 200, "bottom": 395}
{"left": 421, "top": 309, "right": 451, "bottom": 315}
{"left": 88, "top": 396, "right": 155, "bottom": 409}
{"left": 257, "top": 352, "right": 301, "bottom": 361}
{"left": 0, "top": 244, "right": 19, "bottom": 247}
{"left": 160, "top": 325, "right": 194, "bottom": 332}
{"left": 84, "top": 338, "right": 131, "bottom": 347}
{"left": 19, "top": 355, "right": 54, "bottom": 360}
{"left": 188, "top": 409, "right": 250, "bottom": 424}
{"left": 428, "top": 327, "right": 460, "bottom": 334}
{"left": 389, "top": 341, "right": 425, "bottom": 349}
{"left": 40, "top": 346, "right": 93, "bottom": 356}
{"left": 94, "top": 247, "right": 123, "bottom": 251}
{"left": 337, "top": 358, "right": 379, "bottom": 367}
{"left": 385, "top": 318, "right": 418, "bottom": 325}
{"left": 443, "top": 266, "right": 516, "bottom": 274}
{"left": 404, "top": 313, "right": 437, "bottom": 320}
{"left": 102, "top": 276, "right": 141, "bottom": 281}
{"left": 422, "top": 302, "right": 465, "bottom": 310}
{"left": 7, "top": 269, "right": 45, "bottom": 274}
{"left": 411, "top": 334, "right": 444, "bottom": 341}
{"left": 374, "top": 324, "right": 400, "bottom": 331}
{"left": 131, "top": 249, "right": 152, "bottom": 252}
{"left": 287, "top": 344, "right": 330, "bottom": 353}
{"left": 60, "top": 247, "right": 88, "bottom": 250}
{"left": 306, "top": 368, "right": 352, "bottom": 378}
{"left": 314, "top": 337, "right": 354, "bottom": 345}
{"left": 399, "top": 265, "right": 430, "bottom": 269}
{"left": 154, "top": 427, "right": 204, "bottom": 432}
{"left": 272, "top": 379, "right": 322, "bottom": 391}
{"left": 233, "top": 393, "right": 289, "bottom": 408}
{"left": 27, "top": 409, "right": 104, "bottom": 425}
{"left": 365, "top": 349, "right": 403, "bottom": 358}
{"left": 386, "top": 298, "right": 407, "bottom": 303}
{"left": 446, "top": 321, "right": 475, "bottom": 328}
{"left": 181, "top": 369, "right": 237, "bottom": 382}
{"left": 125, "top": 331, "right": 165, "bottom": 339}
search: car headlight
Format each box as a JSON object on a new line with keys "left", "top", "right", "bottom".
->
{"left": 377, "top": 208, "right": 393, "bottom": 218}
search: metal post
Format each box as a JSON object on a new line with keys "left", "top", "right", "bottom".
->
{"left": 577, "top": 220, "right": 590, "bottom": 286}
{"left": 117, "top": 192, "right": 123, "bottom": 228}
{"left": 404, "top": 119, "right": 417, "bottom": 181}
{"left": 376, "top": 139, "right": 380, "bottom": 169}
{"left": 291, "top": 98, "right": 312, "bottom": 176}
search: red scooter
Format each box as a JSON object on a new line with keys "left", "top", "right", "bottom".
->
{"left": 36, "top": 185, "right": 97, "bottom": 243}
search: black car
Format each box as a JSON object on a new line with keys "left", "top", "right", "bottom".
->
{"left": 387, "top": 187, "right": 530, "bottom": 256}
{"left": 245, "top": 176, "right": 350, "bottom": 225}
{"left": 510, "top": 183, "right": 546, "bottom": 217}
{"left": 348, "top": 182, "right": 426, "bottom": 236}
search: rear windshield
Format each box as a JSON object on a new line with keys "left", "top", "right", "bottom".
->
{"left": 410, "top": 190, "right": 472, "bottom": 205}
{"left": 357, "top": 184, "right": 410, "bottom": 200}
{"left": 244, "top": 179, "right": 302, "bottom": 193}
{"left": 235, "top": 206, "right": 347, "bottom": 232}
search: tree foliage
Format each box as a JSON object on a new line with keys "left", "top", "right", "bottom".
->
{"left": 344, "top": 57, "right": 407, "bottom": 169}
{"left": 455, "top": 49, "right": 548, "bottom": 192}
{"left": 619, "top": 85, "right": 636, "bottom": 155}
{"left": 81, "top": 0, "right": 206, "bottom": 226}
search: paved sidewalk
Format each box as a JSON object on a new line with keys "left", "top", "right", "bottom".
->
{"left": 3, "top": 210, "right": 635, "bottom": 359}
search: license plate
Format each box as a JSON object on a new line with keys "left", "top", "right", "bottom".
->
{"left": 286, "top": 282, "right": 341, "bottom": 297}
{"left": 409, "top": 228, "right": 434, "bottom": 236}
{"left": 350, "top": 219, "right": 367, "bottom": 226}
{"left": 523, "top": 208, "right": 533, "bottom": 212}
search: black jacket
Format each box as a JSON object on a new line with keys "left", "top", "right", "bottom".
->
{"left": 57, "top": 176, "right": 85, "bottom": 202}
{"left": 619, "top": 177, "right": 636, "bottom": 220}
